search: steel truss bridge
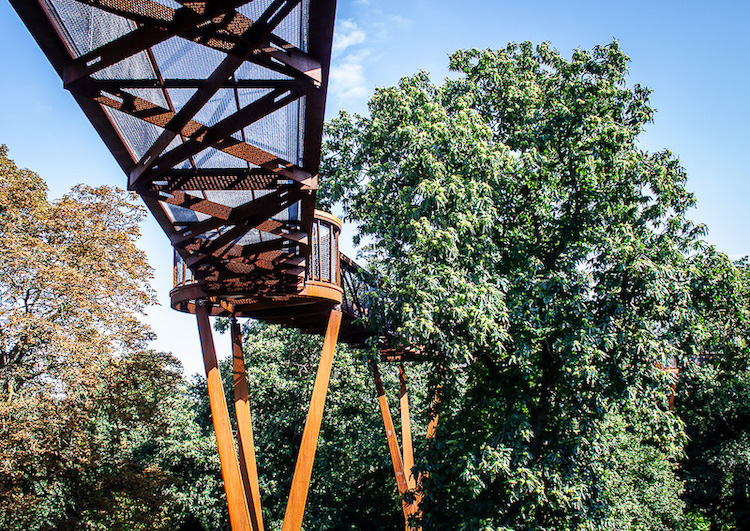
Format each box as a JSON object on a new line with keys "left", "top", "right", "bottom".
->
{"left": 11, "top": 1, "right": 431, "bottom": 529}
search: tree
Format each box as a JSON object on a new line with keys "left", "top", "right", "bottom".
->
{"left": 676, "top": 252, "right": 750, "bottom": 530}
{"left": 322, "top": 42, "right": 700, "bottom": 529}
{"left": 0, "top": 145, "right": 197, "bottom": 530}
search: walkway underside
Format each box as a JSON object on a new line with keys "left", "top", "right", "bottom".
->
{"left": 12, "top": 0, "right": 346, "bottom": 324}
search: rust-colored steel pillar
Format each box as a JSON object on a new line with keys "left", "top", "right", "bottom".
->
{"left": 373, "top": 361, "right": 408, "bottom": 493}
{"left": 399, "top": 364, "right": 416, "bottom": 491}
{"left": 282, "top": 307, "right": 342, "bottom": 531}
{"left": 231, "top": 317, "right": 265, "bottom": 531}
{"left": 196, "top": 302, "right": 252, "bottom": 531}
{"left": 373, "top": 360, "right": 420, "bottom": 530}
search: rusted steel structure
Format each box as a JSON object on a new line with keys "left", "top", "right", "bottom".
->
{"left": 12, "top": 1, "right": 430, "bottom": 528}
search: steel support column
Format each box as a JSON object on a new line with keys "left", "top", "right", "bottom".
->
{"left": 282, "top": 307, "right": 342, "bottom": 531}
{"left": 399, "top": 364, "right": 416, "bottom": 491}
{"left": 196, "top": 302, "right": 252, "bottom": 531}
{"left": 373, "top": 361, "right": 421, "bottom": 529}
{"left": 231, "top": 317, "right": 265, "bottom": 531}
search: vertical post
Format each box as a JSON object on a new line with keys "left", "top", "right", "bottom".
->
{"left": 399, "top": 364, "right": 416, "bottom": 491}
{"left": 411, "top": 380, "right": 443, "bottom": 530}
{"left": 195, "top": 302, "right": 252, "bottom": 531}
{"left": 373, "top": 361, "right": 414, "bottom": 528}
{"left": 282, "top": 307, "right": 342, "bottom": 531}
{"left": 373, "top": 361, "right": 408, "bottom": 493}
{"left": 231, "top": 317, "right": 265, "bottom": 531}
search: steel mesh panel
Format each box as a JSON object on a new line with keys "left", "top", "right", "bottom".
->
{"left": 310, "top": 222, "right": 320, "bottom": 279}
{"left": 272, "top": 200, "right": 300, "bottom": 223}
{"left": 92, "top": 51, "right": 157, "bottom": 80}
{"left": 236, "top": 88, "right": 276, "bottom": 108}
{"left": 273, "top": 1, "right": 307, "bottom": 51}
{"left": 238, "top": 0, "right": 309, "bottom": 52}
{"left": 235, "top": 228, "right": 282, "bottom": 246}
{"left": 103, "top": 106, "right": 163, "bottom": 160}
{"left": 244, "top": 98, "right": 304, "bottom": 166}
{"left": 162, "top": 202, "right": 207, "bottom": 223}
{"left": 154, "top": 0, "right": 181, "bottom": 8}
{"left": 164, "top": 88, "right": 199, "bottom": 113}
{"left": 234, "top": 61, "right": 292, "bottom": 81}
{"left": 192, "top": 89, "right": 238, "bottom": 128}
{"left": 194, "top": 147, "right": 249, "bottom": 169}
{"left": 297, "top": 95, "right": 306, "bottom": 165}
{"left": 151, "top": 36, "right": 226, "bottom": 80}
{"left": 43, "top": 0, "right": 135, "bottom": 58}
{"left": 203, "top": 190, "right": 267, "bottom": 208}
{"left": 319, "top": 222, "right": 331, "bottom": 281}
{"left": 238, "top": 0, "right": 274, "bottom": 24}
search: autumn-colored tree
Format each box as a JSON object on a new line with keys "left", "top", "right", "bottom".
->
{"left": 0, "top": 145, "right": 184, "bottom": 530}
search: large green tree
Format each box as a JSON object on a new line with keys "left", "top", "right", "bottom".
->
{"left": 322, "top": 42, "right": 702, "bottom": 529}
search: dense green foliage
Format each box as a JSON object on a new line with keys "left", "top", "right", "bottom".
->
{"left": 676, "top": 253, "right": 750, "bottom": 530}
{"left": 320, "top": 41, "right": 742, "bottom": 529}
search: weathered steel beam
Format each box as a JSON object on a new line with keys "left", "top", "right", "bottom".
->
{"left": 372, "top": 362, "right": 408, "bottom": 495}
{"left": 231, "top": 318, "right": 265, "bottom": 531}
{"left": 399, "top": 364, "right": 417, "bottom": 492}
{"left": 195, "top": 302, "right": 252, "bottom": 531}
{"left": 282, "top": 308, "right": 342, "bottom": 531}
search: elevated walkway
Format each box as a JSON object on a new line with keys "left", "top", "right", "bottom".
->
{"left": 12, "top": 1, "right": 427, "bottom": 529}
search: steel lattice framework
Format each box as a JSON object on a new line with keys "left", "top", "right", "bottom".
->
{"left": 12, "top": 1, "right": 429, "bottom": 529}
{"left": 13, "top": 0, "right": 341, "bottom": 322}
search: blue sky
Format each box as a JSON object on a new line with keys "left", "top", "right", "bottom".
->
{"left": 1, "top": 0, "right": 748, "bottom": 375}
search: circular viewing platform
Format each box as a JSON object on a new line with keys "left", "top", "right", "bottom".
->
{"left": 170, "top": 210, "right": 369, "bottom": 342}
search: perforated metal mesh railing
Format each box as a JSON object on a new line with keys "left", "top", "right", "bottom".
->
{"left": 12, "top": 0, "right": 341, "bottom": 313}
{"left": 340, "top": 255, "right": 370, "bottom": 322}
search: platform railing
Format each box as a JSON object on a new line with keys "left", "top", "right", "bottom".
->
{"left": 340, "top": 255, "right": 370, "bottom": 322}
{"left": 173, "top": 251, "right": 197, "bottom": 289}
{"left": 306, "top": 211, "right": 340, "bottom": 285}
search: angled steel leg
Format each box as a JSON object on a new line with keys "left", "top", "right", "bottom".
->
{"left": 196, "top": 302, "right": 252, "bottom": 531}
{"left": 231, "top": 317, "right": 265, "bottom": 531}
{"left": 399, "top": 364, "right": 416, "bottom": 491}
{"left": 372, "top": 361, "right": 408, "bottom": 494}
{"left": 282, "top": 307, "right": 342, "bottom": 531}
{"left": 373, "top": 360, "right": 423, "bottom": 529}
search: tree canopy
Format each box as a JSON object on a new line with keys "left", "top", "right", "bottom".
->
{"left": 321, "top": 41, "right": 714, "bottom": 529}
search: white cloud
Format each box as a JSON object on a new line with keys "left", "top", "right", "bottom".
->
{"left": 333, "top": 19, "right": 367, "bottom": 56}
{"left": 330, "top": 49, "right": 371, "bottom": 106}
